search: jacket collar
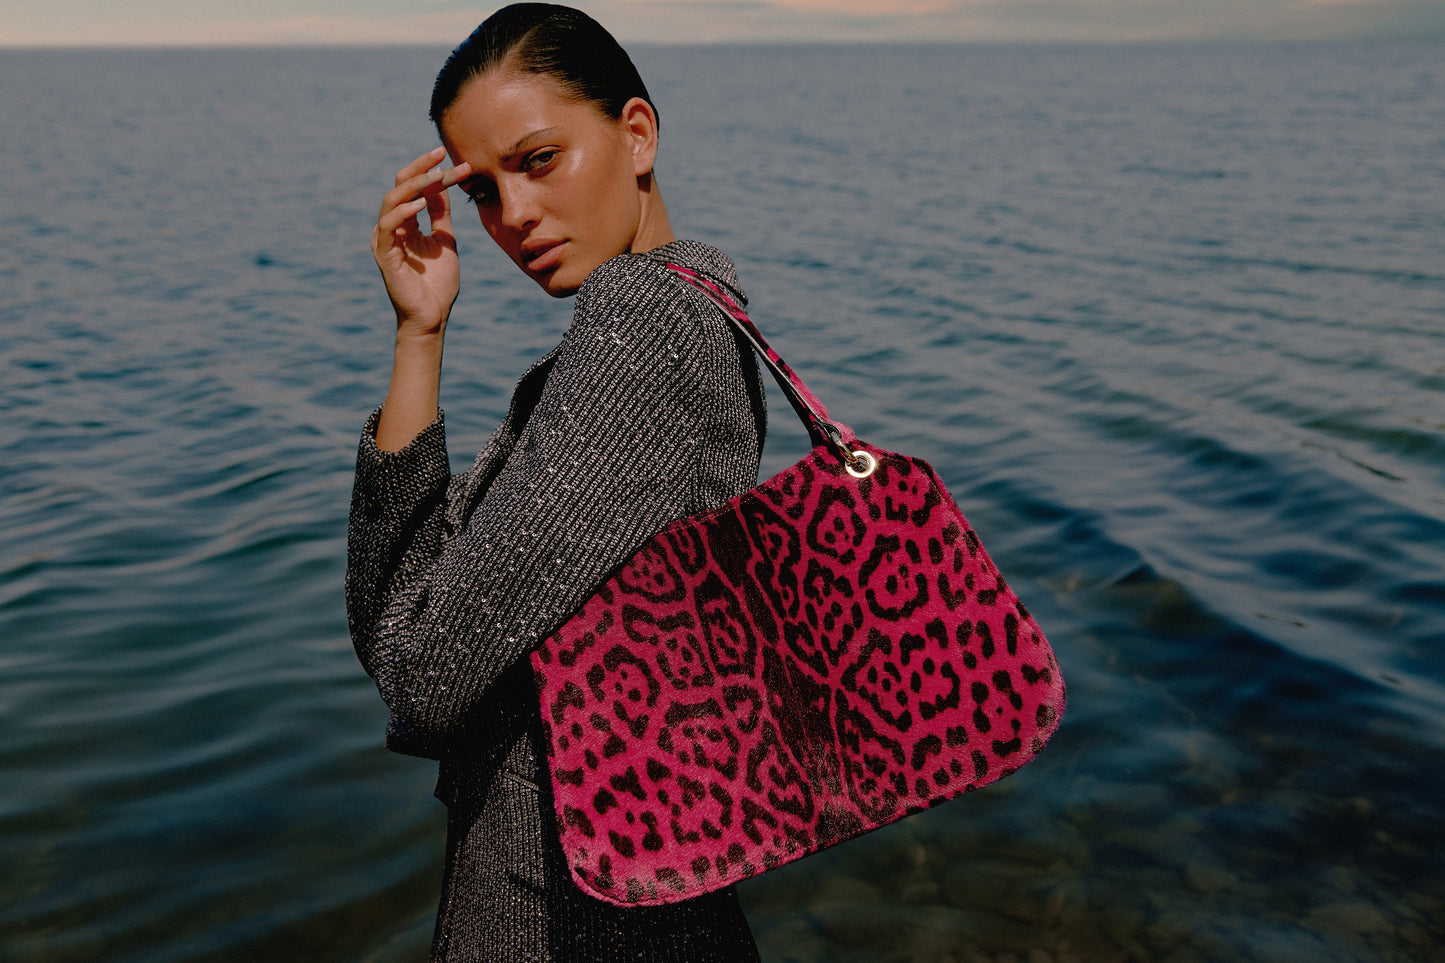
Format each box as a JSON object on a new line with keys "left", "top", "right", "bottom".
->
{"left": 641, "top": 239, "right": 748, "bottom": 306}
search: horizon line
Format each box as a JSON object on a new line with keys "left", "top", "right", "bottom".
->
{"left": 4, "top": 35, "right": 1439, "bottom": 50}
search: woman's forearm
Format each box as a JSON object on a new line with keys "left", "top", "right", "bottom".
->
{"left": 368, "top": 145, "right": 469, "bottom": 453}
{"left": 376, "top": 331, "right": 446, "bottom": 452}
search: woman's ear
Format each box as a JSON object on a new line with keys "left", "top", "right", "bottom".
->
{"left": 620, "top": 96, "right": 660, "bottom": 176}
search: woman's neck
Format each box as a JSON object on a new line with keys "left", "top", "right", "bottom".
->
{"left": 630, "top": 175, "right": 675, "bottom": 254}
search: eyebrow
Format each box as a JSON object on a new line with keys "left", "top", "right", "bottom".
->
{"left": 502, "top": 126, "right": 563, "bottom": 162}
{"left": 457, "top": 126, "right": 564, "bottom": 195}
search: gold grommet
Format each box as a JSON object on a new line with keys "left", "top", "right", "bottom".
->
{"left": 845, "top": 450, "right": 877, "bottom": 479}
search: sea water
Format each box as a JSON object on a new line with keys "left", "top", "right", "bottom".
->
{"left": 1, "top": 42, "right": 1442, "bottom": 962}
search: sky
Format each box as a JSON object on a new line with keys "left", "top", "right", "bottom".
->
{"left": 3, "top": 0, "right": 1444, "bottom": 46}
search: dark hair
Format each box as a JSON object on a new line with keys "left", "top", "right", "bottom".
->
{"left": 430, "top": 3, "right": 656, "bottom": 133}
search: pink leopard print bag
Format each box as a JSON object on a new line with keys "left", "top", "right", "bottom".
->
{"left": 531, "top": 266, "right": 1066, "bottom": 906}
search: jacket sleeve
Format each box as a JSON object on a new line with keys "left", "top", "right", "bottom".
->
{"left": 344, "top": 256, "right": 760, "bottom": 754}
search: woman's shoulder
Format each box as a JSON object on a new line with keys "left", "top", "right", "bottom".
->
{"left": 576, "top": 240, "right": 746, "bottom": 321}
{"left": 561, "top": 240, "right": 745, "bottom": 368}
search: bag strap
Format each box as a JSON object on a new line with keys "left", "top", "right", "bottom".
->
{"left": 667, "top": 264, "right": 868, "bottom": 473}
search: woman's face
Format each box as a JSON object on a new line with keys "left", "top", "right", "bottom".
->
{"left": 441, "top": 70, "right": 662, "bottom": 297}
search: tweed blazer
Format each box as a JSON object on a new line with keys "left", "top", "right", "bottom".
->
{"left": 346, "top": 240, "right": 766, "bottom": 961}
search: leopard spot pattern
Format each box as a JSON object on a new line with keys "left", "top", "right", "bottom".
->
{"left": 533, "top": 444, "right": 1065, "bottom": 906}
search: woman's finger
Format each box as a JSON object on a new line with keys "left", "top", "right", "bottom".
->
{"left": 378, "top": 160, "right": 470, "bottom": 236}
{"left": 380, "top": 168, "right": 442, "bottom": 221}
{"left": 424, "top": 161, "right": 471, "bottom": 241}
{"left": 394, "top": 146, "right": 446, "bottom": 187}
{"left": 375, "top": 149, "right": 444, "bottom": 244}
{"left": 379, "top": 158, "right": 469, "bottom": 224}
{"left": 377, "top": 197, "right": 429, "bottom": 238}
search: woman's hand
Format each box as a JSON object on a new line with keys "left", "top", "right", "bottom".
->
{"left": 371, "top": 146, "right": 473, "bottom": 339}
{"left": 371, "top": 148, "right": 472, "bottom": 453}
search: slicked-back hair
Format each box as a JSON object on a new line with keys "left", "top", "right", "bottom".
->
{"left": 430, "top": 3, "right": 657, "bottom": 134}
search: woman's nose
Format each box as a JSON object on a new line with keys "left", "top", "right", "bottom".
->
{"left": 497, "top": 178, "right": 540, "bottom": 232}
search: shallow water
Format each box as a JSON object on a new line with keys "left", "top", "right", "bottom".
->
{"left": 2, "top": 42, "right": 1443, "bottom": 962}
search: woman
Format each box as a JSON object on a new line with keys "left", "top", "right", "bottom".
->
{"left": 345, "top": 4, "right": 766, "bottom": 960}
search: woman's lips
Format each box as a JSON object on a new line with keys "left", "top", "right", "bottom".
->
{"left": 522, "top": 240, "right": 565, "bottom": 273}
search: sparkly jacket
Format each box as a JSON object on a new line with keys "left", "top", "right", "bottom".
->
{"left": 345, "top": 241, "right": 766, "bottom": 961}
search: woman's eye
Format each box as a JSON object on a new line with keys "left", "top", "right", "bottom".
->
{"left": 463, "top": 186, "right": 496, "bottom": 207}
{"left": 524, "top": 150, "right": 559, "bottom": 174}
